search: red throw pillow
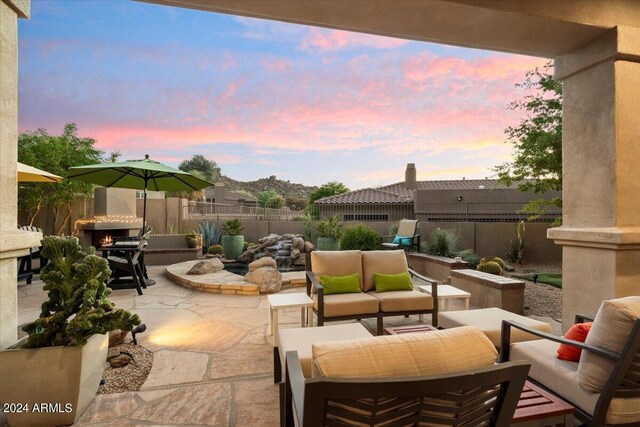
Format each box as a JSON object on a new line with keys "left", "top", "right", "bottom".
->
{"left": 557, "top": 322, "right": 593, "bottom": 361}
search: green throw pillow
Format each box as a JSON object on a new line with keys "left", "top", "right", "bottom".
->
{"left": 374, "top": 272, "right": 413, "bottom": 292}
{"left": 319, "top": 273, "right": 361, "bottom": 295}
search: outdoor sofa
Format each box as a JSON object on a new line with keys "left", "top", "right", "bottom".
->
{"left": 305, "top": 249, "right": 438, "bottom": 335}
{"left": 281, "top": 325, "right": 530, "bottom": 426}
{"left": 500, "top": 296, "right": 640, "bottom": 426}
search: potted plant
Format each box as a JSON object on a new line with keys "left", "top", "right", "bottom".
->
{"left": 185, "top": 229, "right": 198, "bottom": 248}
{"left": 221, "top": 218, "right": 245, "bottom": 259}
{"left": 316, "top": 215, "right": 342, "bottom": 251}
{"left": 0, "top": 236, "right": 141, "bottom": 426}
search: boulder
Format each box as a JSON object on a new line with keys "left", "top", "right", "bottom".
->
{"left": 237, "top": 251, "right": 253, "bottom": 263}
{"left": 245, "top": 266, "right": 282, "bottom": 293}
{"left": 292, "top": 237, "right": 305, "bottom": 251}
{"left": 248, "top": 257, "right": 277, "bottom": 271}
{"left": 304, "top": 241, "right": 316, "bottom": 253}
{"left": 187, "top": 258, "right": 224, "bottom": 275}
{"left": 258, "top": 234, "right": 280, "bottom": 248}
{"left": 109, "top": 330, "right": 128, "bottom": 348}
{"left": 109, "top": 353, "right": 133, "bottom": 368}
{"left": 290, "top": 248, "right": 301, "bottom": 259}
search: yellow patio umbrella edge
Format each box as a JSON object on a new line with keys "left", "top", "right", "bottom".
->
{"left": 17, "top": 162, "right": 63, "bottom": 183}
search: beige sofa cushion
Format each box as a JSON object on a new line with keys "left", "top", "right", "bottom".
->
{"left": 311, "top": 250, "right": 363, "bottom": 292}
{"left": 368, "top": 290, "right": 433, "bottom": 312}
{"left": 312, "top": 326, "right": 497, "bottom": 378}
{"left": 512, "top": 338, "right": 640, "bottom": 425}
{"left": 277, "top": 323, "right": 372, "bottom": 378}
{"left": 361, "top": 250, "right": 408, "bottom": 292}
{"left": 312, "top": 293, "right": 379, "bottom": 318}
{"left": 438, "top": 307, "right": 552, "bottom": 347}
{"left": 578, "top": 296, "right": 640, "bottom": 393}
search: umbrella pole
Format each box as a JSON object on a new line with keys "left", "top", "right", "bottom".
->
{"left": 142, "top": 185, "right": 148, "bottom": 233}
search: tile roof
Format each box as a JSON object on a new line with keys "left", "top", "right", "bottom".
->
{"left": 314, "top": 188, "right": 413, "bottom": 204}
{"left": 316, "top": 179, "right": 521, "bottom": 205}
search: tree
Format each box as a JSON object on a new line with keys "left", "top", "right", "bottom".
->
{"left": 178, "top": 154, "right": 220, "bottom": 183}
{"left": 285, "top": 195, "right": 308, "bottom": 211}
{"left": 258, "top": 189, "right": 285, "bottom": 208}
{"left": 309, "top": 181, "right": 350, "bottom": 204}
{"left": 494, "top": 61, "right": 562, "bottom": 223}
{"left": 18, "top": 123, "right": 104, "bottom": 234}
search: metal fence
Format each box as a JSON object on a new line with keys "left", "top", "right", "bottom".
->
{"left": 316, "top": 203, "right": 415, "bottom": 221}
{"left": 416, "top": 202, "right": 561, "bottom": 222}
{"left": 185, "top": 201, "right": 305, "bottom": 221}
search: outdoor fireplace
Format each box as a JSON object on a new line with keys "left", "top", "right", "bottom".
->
{"left": 75, "top": 188, "right": 143, "bottom": 248}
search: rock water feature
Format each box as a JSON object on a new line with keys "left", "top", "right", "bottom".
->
{"left": 237, "top": 233, "right": 315, "bottom": 269}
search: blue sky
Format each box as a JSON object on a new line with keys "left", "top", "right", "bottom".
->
{"left": 18, "top": 0, "right": 546, "bottom": 189}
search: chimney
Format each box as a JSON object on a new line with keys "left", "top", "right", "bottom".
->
{"left": 214, "top": 182, "right": 226, "bottom": 204}
{"left": 405, "top": 163, "right": 417, "bottom": 189}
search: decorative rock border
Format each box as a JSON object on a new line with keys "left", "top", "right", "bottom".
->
{"left": 165, "top": 261, "right": 306, "bottom": 295}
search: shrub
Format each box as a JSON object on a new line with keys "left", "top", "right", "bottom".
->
{"left": 457, "top": 249, "right": 480, "bottom": 269}
{"left": 424, "top": 228, "right": 460, "bottom": 258}
{"left": 208, "top": 244, "right": 224, "bottom": 255}
{"left": 243, "top": 241, "right": 254, "bottom": 251}
{"left": 316, "top": 215, "right": 342, "bottom": 240}
{"left": 506, "top": 220, "right": 526, "bottom": 264}
{"left": 21, "top": 236, "right": 140, "bottom": 348}
{"left": 340, "top": 224, "right": 381, "bottom": 251}
{"left": 222, "top": 218, "right": 244, "bottom": 236}
{"left": 477, "top": 261, "right": 503, "bottom": 276}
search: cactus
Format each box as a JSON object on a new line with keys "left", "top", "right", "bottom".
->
{"left": 208, "top": 244, "right": 224, "bottom": 255}
{"left": 21, "top": 236, "right": 141, "bottom": 348}
{"left": 477, "top": 261, "right": 503, "bottom": 276}
{"left": 479, "top": 256, "right": 506, "bottom": 270}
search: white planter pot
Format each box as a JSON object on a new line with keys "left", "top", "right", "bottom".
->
{"left": 0, "top": 333, "right": 108, "bottom": 426}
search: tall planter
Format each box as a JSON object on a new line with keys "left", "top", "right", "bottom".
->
{"left": 317, "top": 237, "right": 340, "bottom": 251}
{"left": 0, "top": 333, "right": 108, "bottom": 426}
{"left": 222, "top": 235, "right": 245, "bottom": 260}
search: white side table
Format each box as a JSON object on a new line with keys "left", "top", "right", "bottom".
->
{"left": 419, "top": 284, "right": 470, "bottom": 311}
{"left": 267, "top": 293, "right": 314, "bottom": 345}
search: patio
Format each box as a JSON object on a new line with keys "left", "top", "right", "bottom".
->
{"left": 13, "top": 265, "right": 518, "bottom": 426}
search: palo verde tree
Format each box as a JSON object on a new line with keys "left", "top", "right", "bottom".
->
{"left": 18, "top": 123, "right": 105, "bottom": 234}
{"left": 494, "top": 61, "right": 562, "bottom": 223}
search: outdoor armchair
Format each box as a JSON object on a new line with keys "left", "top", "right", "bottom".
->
{"left": 380, "top": 218, "right": 420, "bottom": 252}
{"left": 500, "top": 297, "right": 640, "bottom": 426}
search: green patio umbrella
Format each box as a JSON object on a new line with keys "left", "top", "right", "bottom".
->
{"left": 68, "top": 154, "right": 213, "bottom": 231}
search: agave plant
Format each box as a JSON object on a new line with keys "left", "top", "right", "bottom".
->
{"left": 424, "top": 228, "right": 461, "bottom": 258}
{"left": 197, "top": 221, "right": 221, "bottom": 253}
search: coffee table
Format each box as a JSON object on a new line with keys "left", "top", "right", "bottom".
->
{"left": 418, "top": 284, "right": 470, "bottom": 311}
{"left": 384, "top": 324, "right": 438, "bottom": 335}
{"left": 512, "top": 380, "right": 574, "bottom": 426}
{"left": 267, "top": 293, "right": 314, "bottom": 346}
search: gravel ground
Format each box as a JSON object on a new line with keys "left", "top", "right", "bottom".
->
{"left": 507, "top": 261, "right": 562, "bottom": 322}
{"left": 98, "top": 342, "right": 153, "bottom": 394}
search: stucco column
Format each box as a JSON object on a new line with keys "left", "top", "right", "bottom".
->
{"left": 0, "top": 0, "right": 38, "bottom": 349}
{"left": 549, "top": 27, "right": 640, "bottom": 329}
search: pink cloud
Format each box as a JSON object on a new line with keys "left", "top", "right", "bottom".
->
{"left": 300, "top": 28, "right": 408, "bottom": 52}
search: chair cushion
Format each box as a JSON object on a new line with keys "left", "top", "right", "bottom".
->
{"left": 557, "top": 322, "right": 592, "bottom": 362}
{"left": 313, "top": 292, "right": 379, "bottom": 317}
{"left": 392, "top": 236, "right": 413, "bottom": 246}
{"left": 319, "top": 273, "right": 361, "bottom": 295}
{"left": 368, "top": 290, "right": 433, "bottom": 312}
{"left": 277, "top": 323, "right": 372, "bottom": 378}
{"left": 374, "top": 272, "right": 413, "bottom": 293}
{"left": 578, "top": 296, "right": 640, "bottom": 393}
{"left": 511, "top": 338, "right": 640, "bottom": 425}
{"left": 361, "top": 250, "right": 408, "bottom": 292}
{"left": 312, "top": 325, "right": 497, "bottom": 378}
{"left": 438, "top": 308, "right": 552, "bottom": 347}
{"left": 311, "top": 250, "right": 363, "bottom": 293}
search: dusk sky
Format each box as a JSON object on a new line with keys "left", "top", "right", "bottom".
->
{"left": 18, "top": 1, "right": 547, "bottom": 189}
